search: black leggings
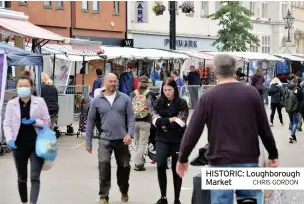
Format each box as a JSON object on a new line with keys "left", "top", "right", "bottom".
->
{"left": 270, "top": 103, "right": 283, "bottom": 124}
{"left": 156, "top": 141, "right": 182, "bottom": 200}
{"left": 13, "top": 149, "right": 44, "bottom": 204}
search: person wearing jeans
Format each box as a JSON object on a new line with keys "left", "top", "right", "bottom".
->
{"left": 85, "top": 73, "right": 135, "bottom": 204}
{"left": 286, "top": 79, "right": 303, "bottom": 143}
{"left": 210, "top": 163, "right": 263, "bottom": 203}
{"left": 176, "top": 54, "right": 279, "bottom": 204}
{"left": 3, "top": 71, "right": 51, "bottom": 204}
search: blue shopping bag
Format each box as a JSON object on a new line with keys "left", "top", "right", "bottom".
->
{"left": 35, "top": 125, "right": 58, "bottom": 161}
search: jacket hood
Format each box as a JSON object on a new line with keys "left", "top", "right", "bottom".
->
{"left": 288, "top": 83, "right": 296, "bottom": 90}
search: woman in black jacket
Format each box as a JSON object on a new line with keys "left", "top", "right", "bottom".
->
{"left": 41, "top": 72, "right": 59, "bottom": 129}
{"left": 268, "top": 77, "right": 284, "bottom": 127}
{"left": 152, "top": 78, "right": 189, "bottom": 204}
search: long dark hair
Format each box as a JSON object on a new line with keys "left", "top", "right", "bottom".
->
{"left": 154, "top": 77, "right": 180, "bottom": 112}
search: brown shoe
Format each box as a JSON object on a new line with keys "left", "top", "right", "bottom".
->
{"left": 99, "top": 199, "right": 109, "bottom": 204}
{"left": 121, "top": 193, "right": 129, "bottom": 202}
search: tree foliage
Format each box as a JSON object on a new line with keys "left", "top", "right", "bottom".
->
{"left": 209, "top": 1, "right": 260, "bottom": 52}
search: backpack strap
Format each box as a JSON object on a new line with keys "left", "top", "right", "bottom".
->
{"left": 134, "top": 89, "right": 139, "bottom": 95}
{"left": 143, "top": 89, "right": 150, "bottom": 96}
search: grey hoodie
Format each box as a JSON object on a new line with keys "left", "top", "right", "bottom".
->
{"left": 85, "top": 91, "right": 135, "bottom": 147}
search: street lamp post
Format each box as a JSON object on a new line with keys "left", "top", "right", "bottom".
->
{"left": 283, "top": 9, "right": 295, "bottom": 42}
{"left": 169, "top": 1, "right": 176, "bottom": 50}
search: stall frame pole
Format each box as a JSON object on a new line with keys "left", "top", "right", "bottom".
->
{"left": 52, "top": 54, "right": 56, "bottom": 81}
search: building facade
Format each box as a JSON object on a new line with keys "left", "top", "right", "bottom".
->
{"left": 291, "top": 1, "right": 304, "bottom": 54}
{"left": 9, "top": 1, "right": 126, "bottom": 46}
{"left": 127, "top": 1, "right": 289, "bottom": 53}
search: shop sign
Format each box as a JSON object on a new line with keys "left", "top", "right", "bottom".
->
{"left": 136, "top": 1, "right": 148, "bottom": 23}
{"left": 122, "top": 39, "right": 134, "bottom": 47}
{"left": 164, "top": 39, "right": 198, "bottom": 48}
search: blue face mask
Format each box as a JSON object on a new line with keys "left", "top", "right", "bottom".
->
{"left": 17, "top": 87, "right": 31, "bottom": 98}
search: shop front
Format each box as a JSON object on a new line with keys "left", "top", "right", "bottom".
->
{"left": 131, "top": 33, "right": 217, "bottom": 51}
{"left": 74, "top": 35, "right": 124, "bottom": 46}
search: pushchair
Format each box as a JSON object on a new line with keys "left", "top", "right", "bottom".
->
{"left": 75, "top": 95, "right": 100, "bottom": 139}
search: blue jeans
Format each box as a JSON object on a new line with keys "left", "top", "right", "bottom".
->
{"left": 289, "top": 111, "right": 299, "bottom": 136}
{"left": 210, "top": 163, "right": 263, "bottom": 204}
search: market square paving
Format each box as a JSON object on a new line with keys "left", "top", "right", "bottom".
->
{"left": 1, "top": 109, "right": 304, "bottom": 203}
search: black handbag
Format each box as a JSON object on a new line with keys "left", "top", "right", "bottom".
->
{"left": 190, "top": 144, "right": 209, "bottom": 166}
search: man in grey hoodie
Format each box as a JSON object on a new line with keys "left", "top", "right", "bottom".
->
{"left": 86, "top": 73, "right": 135, "bottom": 204}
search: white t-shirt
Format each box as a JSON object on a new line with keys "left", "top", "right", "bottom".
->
{"left": 104, "top": 92, "right": 116, "bottom": 106}
{"left": 94, "top": 88, "right": 102, "bottom": 98}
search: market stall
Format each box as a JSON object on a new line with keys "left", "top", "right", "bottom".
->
{"left": 0, "top": 43, "right": 43, "bottom": 153}
{"left": 273, "top": 54, "right": 304, "bottom": 83}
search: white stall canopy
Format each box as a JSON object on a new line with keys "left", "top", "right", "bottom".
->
{"left": 171, "top": 50, "right": 214, "bottom": 60}
{"left": 205, "top": 52, "right": 284, "bottom": 61}
{"left": 273, "top": 54, "right": 304, "bottom": 62}
{"left": 102, "top": 47, "right": 188, "bottom": 60}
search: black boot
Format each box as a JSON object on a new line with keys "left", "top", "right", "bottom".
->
{"left": 156, "top": 198, "right": 168, "bottom": 204}
{"left": 173, "top": 200, "right": 181, "bottom": 204}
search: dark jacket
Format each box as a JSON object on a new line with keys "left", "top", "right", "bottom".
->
{"left": 91, "top": 76, "right": 103, "bottom": 97}
{"left": 152, "top": 98, "right": 189, "bottom": 143}
{"left": 286, "top": 84, "right": 303, "bottom": 111}
{"left": 119, "top": 72, "right": 134, "bottom": 96}
{"left": 185, "top": 71, "right": 201, "bottom": 85}
{"left": 251, "top": 75, "right": 265, "bottom": 91}
{"left": 268, "top": 83, "right": 283, "bottom": 104}
{"left": 41, "top": 84, "right": 59, "bottom": 116}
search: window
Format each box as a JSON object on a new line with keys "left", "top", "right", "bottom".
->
{"left": 56, "top": 1, "right": 63, "bottom": 8}
{"left": 215, "top": 1, "right": 221, "bottom": 11}
{"left": 282, "top": 3, "right": 288, "bottom": 19}
{"left": 113, "top": 1, "right": 119, "bottom": 13}
{"left": 93, "top": 1, "right": 99, "bottom": 12}
{"left": 250, "top": 46, "right": 258, "bottom": 52}
{"left": 249, "top": 2, "right": 255, "bottom": 16}
{"left": 201, "top": 1, "right": 209, "bottom": 17}
{"left": 82, "top": 1, "right": 88, "bottom": 10}
{"left": 261, "top": 36, "right": 271, "bottom": 53}
{"left": 261, "top": 3, "right": 268, "bottom": 18}
{"left": 18, "top": 1, "right": 27, "bottom": 6}
{"left": 44, "top": 1, "right": 51, "bottom": 7}
{"left": 0, "top": 1, "right": 5, "bottom": 8}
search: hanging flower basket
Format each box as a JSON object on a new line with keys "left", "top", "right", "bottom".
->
{"left": 152, "top": 2, "right": 166, "bottom": 16}
{"left": 179, "top": 1, "right": 194, "bottom": 14}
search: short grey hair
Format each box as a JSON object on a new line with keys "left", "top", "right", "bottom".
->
{"left": 213, "top": 54, "right": 237, "bottom": 78}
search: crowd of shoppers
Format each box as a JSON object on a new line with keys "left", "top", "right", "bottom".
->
{"left": 4, "top": 54, "right": 293, "bottom": 204}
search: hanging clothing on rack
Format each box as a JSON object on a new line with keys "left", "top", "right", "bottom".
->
{"left": 276, "top": 61, "right": 290, "bottom": 75}
{"left": 119, "top": 71, "right": 134, "bottom": 96}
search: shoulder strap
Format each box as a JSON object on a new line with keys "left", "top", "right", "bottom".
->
{"left": 143, "top": 89, "right": 150, "bottom": 96}
{"left": 134, "top": 90, "right": 139, "bottom": 95}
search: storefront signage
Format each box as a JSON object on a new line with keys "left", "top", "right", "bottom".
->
{"left": 164, "top": 39, "right": 198, "bottom": 48}
{"left": 136, "top": 1, "right": 148, "bottom": 23}
{"left": 122, "top": 39, "right": 134, "bottom": 47}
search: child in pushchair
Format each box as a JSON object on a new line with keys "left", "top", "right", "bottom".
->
{"left": 75, "top": 95, "right": 93, "bottom": 138}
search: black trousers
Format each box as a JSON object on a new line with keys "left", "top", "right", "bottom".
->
{"left": 98, "top": 139, "right": 131, "bottom": 200}
{"left": 13, "top": 149, "right": 44, "bottom": 204}
{"left": 270, "top": 103, "right": 283, "bottom": 124}
{"left": 156, "top": 141, "right": 182, "bottom": 200}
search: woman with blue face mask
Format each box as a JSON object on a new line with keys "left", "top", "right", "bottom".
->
{"left": 3, "top": 71, "right": 51, "bottom": 204}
